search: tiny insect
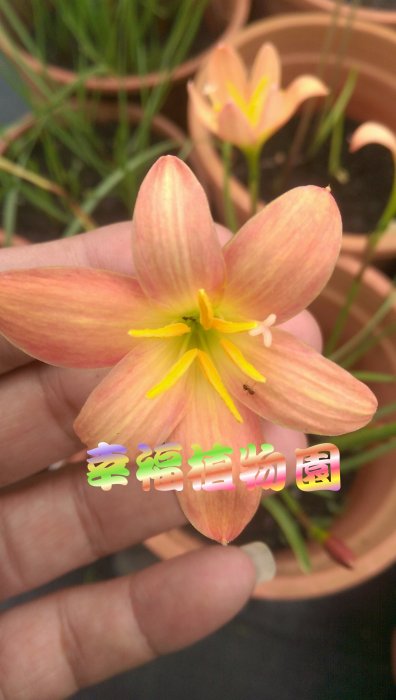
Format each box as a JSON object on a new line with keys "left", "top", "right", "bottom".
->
{"left": 243, "top": 383, "right": 255, "bottom": 395}
{"left": 182, "top": 316, "right": 196, "bottom": 322}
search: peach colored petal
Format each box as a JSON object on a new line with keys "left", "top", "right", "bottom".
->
{"left": 0, "top": 267, "right": 160, "bottom": 368}
{"left": 74, "top": 339, "right": 190, "bottom": 456}
{"left": 249, "top": 42, "right": 281, "bottom": 96}
{"left": 259, "top": 76, "right": 328, "bottom": 137}
{"left": 187, "top": 81, "right": 218, "bottom": 135}
{"left": 257, "top": 88, "right": 287, "bottom": 137}
{"left": 350, "top": 121, "right": 396, "bottom": 160}
{"left": 217, "top": 101, "right": 256, "bottom": 149}
{"left": 170, "top": 365, "right": 262, "bottom": 544}
{"left": 206, "top": 43, "right": 247, "bottom": 104}
{"left": 132, "top": 157, "right": 226, "bottom": 310}
{"left": 219, "top": 329, "right": 377, "bottom": 436}
{"left": 222, "top": 186, "right": 342, "bottom": 323}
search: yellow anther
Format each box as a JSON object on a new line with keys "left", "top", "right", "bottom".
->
{"left": 128, "top": 322, "right": 191, "bottom": 339}
{"left": 146, "top": 349, "right": 198, "bottom": 399}
{"left": 211, "top": 318, "right": 258, "bottom": 334}
{"left": 197, "top": 289, "right": 214, "bottom": 330}
{"left": 220, "top": 338, "right": 266, "bottom": 383}
{"left": 197, "top": 350, "right": 243, "bottom": 423}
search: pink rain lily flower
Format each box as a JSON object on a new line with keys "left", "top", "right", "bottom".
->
{"left": 0, "top": 157, "right": 376, "bottom": 544}
{"left": 188, "top": 42, "right": 328, "bottom": 150}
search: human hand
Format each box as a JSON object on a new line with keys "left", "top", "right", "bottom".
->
{"left": 0, "top": 222, "right": 322, "bottom": 699}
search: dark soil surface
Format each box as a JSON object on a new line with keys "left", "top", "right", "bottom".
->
{"left": 233, "top": 115, "right": 394, "bottom": 234}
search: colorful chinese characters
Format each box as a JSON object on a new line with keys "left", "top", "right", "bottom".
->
{"left": 295, "top": 443, "right": 340, "bottom": 492}
{"left": 86, "top": 441, "right": 340, "bottom": 494}
{"left": 86, "top": 441, "right": 130, "bottom": 491}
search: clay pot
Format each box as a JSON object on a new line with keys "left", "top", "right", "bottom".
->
{"left": 0, "top": 103, "right": 194, "bottom": 242}
{"left": 254, "top": 0, "right": 396, "bottom": 31}
{"left": 0, "top": 0, "right": 250, "bottom": 95}
{"left": 145, "top": 255, "right": 396, "bottom": 600}
{"left": 188, "top": 13, "right": 396, "bottom": 260}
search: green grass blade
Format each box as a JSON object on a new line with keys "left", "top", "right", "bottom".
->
{"left": 261, "top": 496, "right": 312, "bottom": 574}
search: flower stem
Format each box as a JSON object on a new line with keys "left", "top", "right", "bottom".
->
{"left": 221, "top": 141, "right": 238, "bottom": 234}
{"left": 279, "top": 490, "right": 355, "bottom": 569}
{"left": 244, "top": 146, "right": 261, "bottom": 217}
{"left": 261, "top": 495, "right": 311, "bottom": 573}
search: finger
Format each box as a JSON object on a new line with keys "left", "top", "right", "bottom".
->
{"left": 0, "top": 547, "right": 258, "bottom": 700}
{"left": 0, "top": 363, "right": 108, "bottom": 485}
{"left": 0, "top": 222, "right": 134, "bottom": 275}
{"left": 279, "top": 308, "right": 323, "bottom": 353}
{"left": 0, "top": 463, "right": 186, "bottom": 601}
{"left": 0, "top": 222, "right": 229, "bottom": 375}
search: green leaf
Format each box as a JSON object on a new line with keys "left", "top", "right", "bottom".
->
{"left": 340, "top": 437, "right": 396, "bottom": 473}
{"left": 261, "top": 496, "right": 312, "bottom": 574}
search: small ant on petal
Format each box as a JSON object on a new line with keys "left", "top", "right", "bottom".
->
{"left": 243, "top": 383, "right": 255, "bottom": 395}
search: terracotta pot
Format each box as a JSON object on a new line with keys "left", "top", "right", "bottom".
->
{"left": 188, "top": 13, "right": 396, "bottom": 260}
{"left": 0, "top": 0, "right": 250, "bottom": 95}
{"left": 0, "top": 103, "right": 195, "bottom": 242}
{"left": 145, "top": 255, "right": 396, "bottom": 600}
{"left": 254, "top": 0, "right": 396, "bottom": 31}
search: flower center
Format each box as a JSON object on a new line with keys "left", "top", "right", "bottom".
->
{"left": 128, "top": 289, "right": 268, "bottom": 422}
{"left": 226, "top": 76, "right": 269, "bottom": 127}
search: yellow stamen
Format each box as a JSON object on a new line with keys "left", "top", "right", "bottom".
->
{"left": 220, "top": 338, "right": 266, "bottom": 383}
{"left": 197, "top": 349, "right": 243, "bottom": 423}
{"left": 247, "top": 76, "right": 269, "bottom": 125}
{"left": 227, "top": 76, "right": 269, "bottom": 127}
{"left": 211, "top": 318, "right": 258, "bottom": 334}
{"left": 197, "top": 289, "right": 214, "bottom": 330}
{"left": 226, "top": 82, "right": 248, "bottom": 115}
{"left": 146, "top": 349, "right": 198, "bottom": 399}
{"left": 128, "top": 322, "right": 191, "bottom": 338}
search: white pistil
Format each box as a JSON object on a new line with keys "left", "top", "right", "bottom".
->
{"left": 248, "top": 313, "right": 277, "bottom": 348}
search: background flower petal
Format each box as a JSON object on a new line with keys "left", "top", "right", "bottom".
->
{"left": 222, "top": 186, "right": 342, "bottom": 323}
{"left": 132, "top": 157, "right": 226, "bottom": 310}
{"left": 187, "top": 81, "right": 218, "bottom": 134}
{"left": 206, "top": 43, "right": 247, "bottom": 103}
{"left": 0, "top": 268, "right": 159, "bottom": 368}
{"left": 218, "top": 101, "right": 256, "bottom": 148}
{"left": 249, "top": 42, "right": 281, "bottom": 95}
{"left": 349, "top": 121, "right": 396, "bottom": 161}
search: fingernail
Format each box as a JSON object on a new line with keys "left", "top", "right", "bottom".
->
{"left": 240, "top": 541, "right": 276, "bottom": 583}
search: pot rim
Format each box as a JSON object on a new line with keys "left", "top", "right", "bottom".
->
{"left": 286, "top": 0, "right": 396, "bottom": 26}
{"left": 0, "top": 0, "right": 250, "bottom": 93}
